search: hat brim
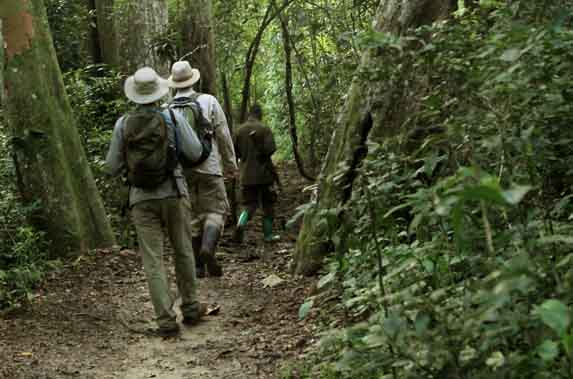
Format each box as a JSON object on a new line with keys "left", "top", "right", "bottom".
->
{"left": 167, "top": 68, "right": 201, "bottom": 89}
{"left": 124, "top": 76, "right": 170, "bottom": 104}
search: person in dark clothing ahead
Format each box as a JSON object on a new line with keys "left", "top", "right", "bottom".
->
{"left": 233, "top": 104, "right": 280, "bottom": 243}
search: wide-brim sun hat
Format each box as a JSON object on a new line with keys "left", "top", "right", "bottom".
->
{"left": 168, "top": 61, "right": 201, "bottom": 89}
{"left": 124, "top": 67, "right": 169, "bottom": 104}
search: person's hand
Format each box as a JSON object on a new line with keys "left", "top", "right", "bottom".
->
{"left": 224, "top": 170, "right": 238, "bottom": 182}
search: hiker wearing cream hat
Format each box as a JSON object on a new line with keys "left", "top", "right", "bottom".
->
{"left": 105, "top": 67, "right": 206, "bottom": 337}
{"left": 167, "top": 61, "right": 238, "bottom": 278}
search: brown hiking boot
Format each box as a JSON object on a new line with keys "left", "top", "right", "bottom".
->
{"left": 232, "top": 225, "right": 245, "bottom": 243}
{"left": 153, "top": 324, "right": 180, "bottom": 338}
{"left": 182, "top": 302, "right": 208, "bottom": 326}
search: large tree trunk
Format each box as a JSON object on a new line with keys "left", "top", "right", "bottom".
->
{"left": 293, "top": 0, "right": 457, "bottom": 275}
{"left": 95, "top": 0, "right": 119, "bottom": 68}
{"left": 0, "top": 19, "right": 3, "bottom": 106}
{"left": 117, "top": 0, "right": 168, "bottom": 75}
{"left": 2, "top": 0, "right": 115, "bottom": 255}
{"left": 180, "top": 0, "right": 217, "bottom": 95}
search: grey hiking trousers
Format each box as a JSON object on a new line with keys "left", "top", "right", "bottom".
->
{"left": 131, "top": 197, "right": 200, "bottom": 329}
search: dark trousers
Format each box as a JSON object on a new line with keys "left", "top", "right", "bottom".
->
{"left": 240, "top": 184, "right": 277, "bottom": 218}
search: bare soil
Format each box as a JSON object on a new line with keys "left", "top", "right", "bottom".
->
{"left": 0, "top": 164, "right": 317, "bottom": 379}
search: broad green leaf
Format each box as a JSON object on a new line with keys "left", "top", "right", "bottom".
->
{"left": 298, "top": 298, "right": 314, "bottom": 320}
{"left": 486, "top": 351, "right": 505, "bottom": 369}
{"left": 421, "top": 258, "right": 435, "bottom": 273}
{"left": 535, "top": 299, "right": 571, "bottom": 336}
{"left": 563, "top": 334, "right": 573, "bottom": 356}
{"left": 537, "top": 340, "right": 559, "bottom": 361}
{"left": 501, "top": 185, "right": 531, "bottom": 205}
{"left": 459, "top": 185, "right": 507, "bottom": 206}
{"left": 318, "top": 272, "right": 336, "bottom": 289}
{"left": 539, "top": 237, "right": 573, "bottom": 246}
{"left": 500, "top": 48, "right": 521, "bottom": 62}
{"left": 459, "top": 346, "right": 477, "bottom": 363}
{"left": 414, "top": 312, "right": 431, "bottom": 335}
{"left": 383, "top": 314, "right": 402, "bottom": 339}
{"left": 363, "top": 333, "right": 385, "bottom": 347}
{"left": 384, "top": 202, "right": 411, "bottom": 219}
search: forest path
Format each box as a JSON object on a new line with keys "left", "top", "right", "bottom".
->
{"left": 0, "top": 164, "right": 316, "bottom": 379}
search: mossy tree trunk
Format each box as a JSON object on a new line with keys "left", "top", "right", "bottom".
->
{"left": 1, "top": 0, "right": 115, "bottom": 255}
{"left": 293, "top": 0, "right": 457, "bottom": 275}
{"left": 181, "top": 0, "right": 217, "bottom": 95}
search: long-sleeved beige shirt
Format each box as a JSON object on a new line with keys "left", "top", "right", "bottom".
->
{"left": 173, "top": 89, "right": 237, "bottom": 177}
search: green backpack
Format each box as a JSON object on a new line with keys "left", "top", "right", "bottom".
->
{"left": 122, "top": 108, "right": 178, "bottom": 189}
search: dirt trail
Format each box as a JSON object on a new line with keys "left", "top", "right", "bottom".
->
{"left": 0, "top": 164, "right": 316, "bottom": 379}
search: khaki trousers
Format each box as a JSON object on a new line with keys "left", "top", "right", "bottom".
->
{"left": 186, "top": 172, "right": 229, "bottom": 236}
{"left": 131, "top": 198, "right": 199, "bottom": 329}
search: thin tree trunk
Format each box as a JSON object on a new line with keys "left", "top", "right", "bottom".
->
{"left": 290, "top": 36, "right": 321, "bottom": 172}
{"left": 278, "top": 10, "right": 315, "bottom": 181}
{"left": 2, "top": 0, "right": 115, "bottom": 254}
{"left": 222, "top": 73, "right": 237, "bottom": 224}
{"left": 238, "top": 0, "right": 297, "bottom": 123}
{"left": 87, "top": 0, "right": 103, "bottom": 64}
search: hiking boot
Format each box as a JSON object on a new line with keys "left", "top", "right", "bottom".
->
{"left": 201, "top": 225, "right": 223, "bottom": 277}
{"left": 192, "top": 236, "right": 206, "bottom": 278}
{"left": 263, "top": 216, "right": 280, "bottom": 243}
{"left": 154, "top": 324, "right": 180, "bottom": 338}
{"left": 232, "top": 225, "right": 245, "bottom": 243}
{"left": 182, "top": 302, "right": 208, "bottom": 326}
{"left": 232, "top": 210, "right": 249, "bottom": 243}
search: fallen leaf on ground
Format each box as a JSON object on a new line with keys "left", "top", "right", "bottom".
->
{"left": 262, "top": 274, "right": 285, "bottom": 288}
{"left": 207, "top": 304, "right": 221, "bottom": 315}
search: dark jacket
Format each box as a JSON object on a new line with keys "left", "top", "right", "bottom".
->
{"left": 234, "top": 117, "right": 276, "bottom": 186}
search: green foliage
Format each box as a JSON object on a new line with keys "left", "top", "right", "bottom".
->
{"left": 0, "top": 129, "right": 56, "bottom": 310}
{"left": 45, "top": 0, "right": 90, "bottom": 72}
{"left": 290, "top": 2, "right": 573, "bottom": 378}
{"left": 215, "top": 0, "right": 377, "bottom": 167}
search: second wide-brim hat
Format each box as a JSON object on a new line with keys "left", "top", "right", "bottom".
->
{"left": 168, "top": 61, "right": 201, "bottom": 89}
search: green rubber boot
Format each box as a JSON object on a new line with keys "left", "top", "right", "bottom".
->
{"left": 263, "top": 217, "right": 280, "bottom": 243}
{"left": 232, "top": 211, "right": 249, "bottom": 243}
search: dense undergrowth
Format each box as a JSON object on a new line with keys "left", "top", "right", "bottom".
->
{"left": 0, "top": 116, "right": 53, "bottom": 310}
{"left": 0, "top": 66, "right": 128, "bottom": 310}
{"left": 286, "top": 2, "right": 573, "bottom": 378}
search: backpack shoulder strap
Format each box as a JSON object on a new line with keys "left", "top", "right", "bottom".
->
{"left": 164, "top": 108, "right": 181, "bottom": 159}
{"left": 188, "top": 92, "right": 202, "bottom": 102}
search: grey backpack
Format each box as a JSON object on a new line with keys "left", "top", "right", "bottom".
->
{"left": 169, "top": 93, "right": 213, "bottom": 168}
